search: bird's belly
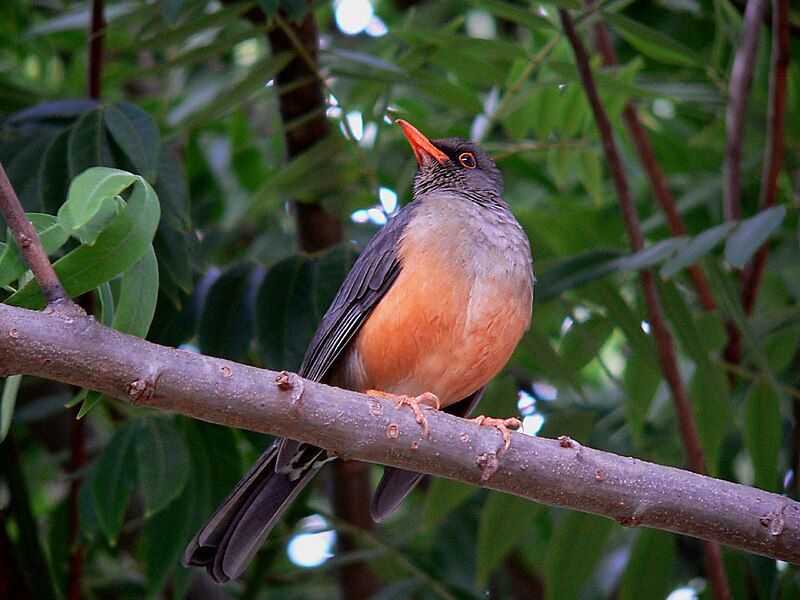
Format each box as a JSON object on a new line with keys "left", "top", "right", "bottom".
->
{"left": 354, "top": 259, "right": 530, "bottom": 407}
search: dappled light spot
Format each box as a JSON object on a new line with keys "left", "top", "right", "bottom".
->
{"left": 334, "top": 0, "right": 373, "bottom": 36}
{"left": 286, "top": 515, "right": 336, "bottom": 568}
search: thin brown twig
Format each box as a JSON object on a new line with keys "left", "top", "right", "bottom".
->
{"left": 88, "top": 0, "right": 105, "bottom": 100}
{"left": 0, "top": 163, "right": 79, "bottom": 315}
{"left": 558, "top": 10, "right": 732, "bottom": 599}
{"left": 590, "top": 20, "right": 717, "bottom": 312}
{"left": 740, "top": 0, "right": 790, "bottom": 315}
{"left": 728, "top": 0, "right": 800, "bottom": 38}
{"left": 723, "top": 0, "right": 769, "bottom": 222}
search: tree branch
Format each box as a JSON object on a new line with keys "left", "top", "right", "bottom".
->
{"left": 87, "top": 0, "right": 104, "bottom": 100}
{"left": 740, "top": 0, "right": 789, "bottom": 315}
{"left": 266, "top": 14, "right": 343, "bottom": 254}
{"left": 0, "top": 164, "right": 80, "bottom": 316}
{"left": 724, "top": 0, "right": 769, "bottom": 222}
{"left": 558, "top": 10, "right": 732, "bottom": 598}
{"left": 0, "top": 303, "right": 799, "bottom": 565}
{"left": 590, "top": 21, "right": 717, "bottom": 312}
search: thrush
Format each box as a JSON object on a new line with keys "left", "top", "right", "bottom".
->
{"left": 183, "top": 120, "right": 534, "bottom": 583}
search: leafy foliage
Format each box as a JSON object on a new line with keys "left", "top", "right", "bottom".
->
{"left": 2, "top": 0, "right": 800, "bottom": 597}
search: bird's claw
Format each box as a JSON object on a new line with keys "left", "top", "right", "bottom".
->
{"left": 367, "top": 390, "right": 440, "bottom": 437}
{"left": 471, "top": 415, "right": 522, "bottom": 452}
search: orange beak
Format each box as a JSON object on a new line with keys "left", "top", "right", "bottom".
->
{"left": 397, "top": 119, "right": 448, "bottom": 165}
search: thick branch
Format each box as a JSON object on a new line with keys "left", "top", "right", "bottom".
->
{"left": 559, "top": 10, "right": 731, "bottom": 598}
{"left": 1, "top": 303, "right": 799, "bottom": 566}
{"left": 0, "top": 164, "right": 78, "bottom": 315}
{"left": 740, "top": 0, "right": 789, "bottom": 314}
{"left": 724, "top": 0, "right": 769, "bottom": 222}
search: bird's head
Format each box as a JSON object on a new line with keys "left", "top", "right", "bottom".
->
{"left": 397, "top": 120, "right": 503, "bottom": 202}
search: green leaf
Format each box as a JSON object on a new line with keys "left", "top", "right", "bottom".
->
{"left": 113, "top": 245, "right": 159, "bottom": 338}
{"left": 255, "top": 244, "right": 358, "bottom": 371}
{"left": 76, "top": 390, "right": 102, "bottom": 419}
{"left": 705, "top": 264, "right": 789, "bottom": 408}
{"left": 137, "top": 2, "right": 255, "bottom": 51}
{"left": 724, "top": 206, "right": 787, "bottom": 268}
{"left": 476, "top": 493, "right": 543, "bottom": 585}
{"left": 623, "top": 351, "right": 661, "bottom": 445}
{"left": 96, "top": 281, "right": 115, "bottom": 326}
{"left": 658, "top": 281, "right": 731, "bottom": 474}
{"left": 136, "top": 417, "right": 191, "bottom": 516}
{"left": 604, "top": 12, "right": 703, "bottom": 67}
{"left": 517, "top": 328, "right": 585, "bottom": 395}
{"left": 8, "top": 175, "right": 161, "bottom": 309}
{"left": 615, "top": 237, "right": 687, "bottom": 272}
{"left": 199, "top": 263, "right": 261, "bottom": 361}
{"left": 67, "top": 107, "right": 114, "bottom": 178}
{"left": 466, "top": 0, "right": 552, "bottom": 31}
{"left": 175, "top": 53, "right": 294, "bottom": 129}
{"left": 103, "top": 103, "right": 161, "bottom": 181}
{"left": 0, "top": 375, "right": 22, "bottom": 443}
{"left": 579, "top": 147, "right": 603, "bottom": 205}
{"left": 544, "top": 511, "right": 614, "bottom": 600}
{"left": 37, "top": 128, "right": 72, "bottom": 214}
{"left": 58, "top": 167, "right": 137, "bottom": 244}
{"left": 144, "top": 420, "right": 241, "bottom": 594}
{"left": 536, "top": 248, "right": 627, "bottom": 301}
{"left": 92, "top": 421, "right": 139, "bottom": 543}
{"left": 559, "top": 315, "right": 615, "bottom": 371}
{"left": 154, "top": 146, "right": 191, "bottom": 231}
{"left": 660, "top": 222, "right": 736, "bottom": 278}
{"left": 744, "top": 383, "right": 781, "bottom": 491}
{"left": 618, "top": 530, "right": 675, "bottom": 600}
{"left": 0, "top": 213, "right": 69, "bottom": 287}
{"left": 420, "top": 478, "right": 477, "bottom": 535}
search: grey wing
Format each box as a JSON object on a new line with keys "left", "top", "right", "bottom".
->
{"left": 298, "top": 204, "right": 416, "bottom": 382}
{"left": 276, "top": 205, "right": 417, "bottom": 473}
{"left": 370, "top": 386, "right": 486, "bottom": 522}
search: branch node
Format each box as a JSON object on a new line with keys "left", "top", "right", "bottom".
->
{"left": 476, "top": 452, "right": 499, "bottom": 481}
{"left": 274, "top": 370, "right": 304, "bottom": 404}
{"left": 595, "top": 469, "right": 606, "bottom": 481}
{"left": 387, "top": 423, "right": 399, "bottom": 439}
{"left": 128, "top": 373, "right": 158, "bottom": 405}
{"left": 557, "top": 435, "right": 576, "bottom": 449}
{"left": 44, "top": 299, "right": 86, "bottom": 319}
{"left": 410, "top": 441, "right": 419, "bottom": 451}
{"left": 219, "top": 365, "right": 233, "bottom": 378}
{"left": 368, "top": 397, "right": 383, "bottom": 418}
{"left": 460, "top": 432, "right": 469, "bottom": 443}
{"left": 8, "top": 328, "right": 19, "bottom": 339}
{"left": 762, "top": 503, "right": 788, "bottom": 536}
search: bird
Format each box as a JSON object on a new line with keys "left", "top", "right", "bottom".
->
{"left": 183, "top": 119, "right": 534, "bottom": 583}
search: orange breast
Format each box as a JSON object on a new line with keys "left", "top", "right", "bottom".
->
{"left": 355, "top": 203, "right": 532, "bottom": 407}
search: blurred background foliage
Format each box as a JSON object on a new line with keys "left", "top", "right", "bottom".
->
{"left": 1, "top": 0, "right": 800, "bottom": 598}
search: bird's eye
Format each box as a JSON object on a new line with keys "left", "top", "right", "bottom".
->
{"left": 458, "top": 152, "right": 476, "bottom": 169}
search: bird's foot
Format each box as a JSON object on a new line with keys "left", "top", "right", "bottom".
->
{"left": 471, "top": 415, "right": 522, "bottom": 452}
{"left": 367, "top": 390, "right": 440, "bottom": 437}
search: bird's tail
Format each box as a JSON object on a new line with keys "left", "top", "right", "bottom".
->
{"left": 182, "top": 440, "right": 321, "bottom": 583}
